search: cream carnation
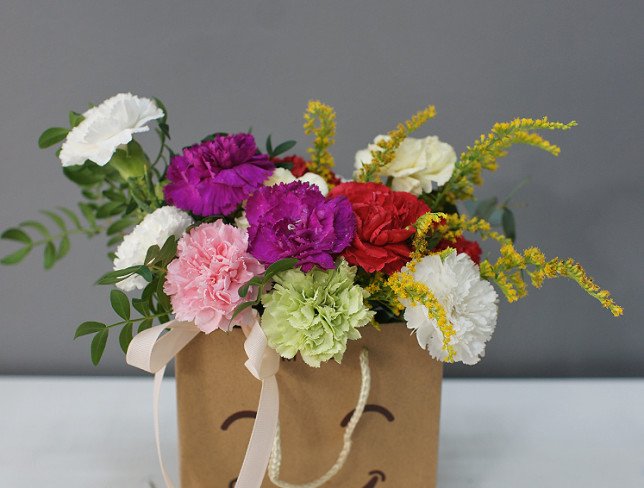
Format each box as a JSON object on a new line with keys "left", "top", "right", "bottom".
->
{"left": 113, "top": 206, "right": 193, "bottom": 292}
{"left": 403, "top": 252, "right": 498, "bottom": 365}
{"left": 59, "top": 93, "right": 164, "bottom": 167}
{"left": 354, "top": 135, "right": 456, "bottom": 195}
{"left": 264, "top": 167, "right": 329, "bottom": 195}
{"left": 164, "top": 221, "right": 264, "bottom": 333}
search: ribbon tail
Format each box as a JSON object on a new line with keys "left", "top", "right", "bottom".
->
{"left": 153, "top": 365, "right": 176, "bottom": 488}
{"left": 236, "top": 322, "right": 281, "bottom": 488}
{"left": 127, "top": 321, "right": 201, "bottom": 488}
{"left": 236, "top": 375, "right": 280, "bottom": 488}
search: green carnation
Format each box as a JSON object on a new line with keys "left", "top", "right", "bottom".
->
{"left": 261, "top": 260, "right": 375, "bottom": 367}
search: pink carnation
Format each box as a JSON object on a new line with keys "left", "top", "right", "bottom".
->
{"left": 164, "top": 220, "right": 264, "bottom": 333}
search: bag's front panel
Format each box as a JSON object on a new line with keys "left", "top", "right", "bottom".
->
{"left": 176, "top": 324, "right": 442, "bottom": 487}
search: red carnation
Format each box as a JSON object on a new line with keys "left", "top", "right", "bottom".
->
{"left": 435, "top": 236, "right": 482, "bottom": 264}
{"left": 329, "top": 182, "right": 429, "bottom": 274}
{"left": 272, "top": 155, "right": 310, "bottom": 177}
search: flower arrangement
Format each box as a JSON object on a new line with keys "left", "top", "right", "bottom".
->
{"left": 1, "top": 93, "right": 623, "bottom": 368}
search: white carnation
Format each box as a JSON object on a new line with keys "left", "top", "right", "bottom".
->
{"left": 403, "top": 252, "right": 498, "bottom": 365}
{"left": 60, "top": 93, "right": 164, "bottom": 167}
{"left": 264, "top": 167, "right": 329, "bottom": 195}
{"left": 354, "top": 135, "right": 456, "bottom": 195}
{"left": 113, "top": 206, "right": 193, "bottom": 292}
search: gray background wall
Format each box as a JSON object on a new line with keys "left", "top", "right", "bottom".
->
{"left": 0, "top": 0, "right": 641, "bottom": 377}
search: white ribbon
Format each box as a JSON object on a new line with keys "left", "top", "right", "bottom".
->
{"left": 126, "top": 320, "right": 280, "bottom": 488}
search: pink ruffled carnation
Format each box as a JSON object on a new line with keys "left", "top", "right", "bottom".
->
{"left": 164, "top": 220, "right": 264, "bottom": 333}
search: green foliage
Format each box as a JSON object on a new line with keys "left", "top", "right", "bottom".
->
{"left": 232, "top": 257, "right": 299, "bottom": 321}
{"left": 74, "top": 321, "right": 106, "bottom": 338}
{"left": 265, "top": 135, "right": 297, "bottom": 158}
{"left": 38, "top": 127, "right": 69, "bottom": 149}
{"left": 69, "top": 111, "right": 84, "bottom": 128}
{"left": 91, "top": 329, "right": 109, "bottom": 366}
{"left": 1, "top": 205, "right": 101, "bottom": 267}
{"left": 502, "top": 208, "right": 516, "bottom": 242}
{"left": 110, "top": 290, "right": 131, "bottom": 320}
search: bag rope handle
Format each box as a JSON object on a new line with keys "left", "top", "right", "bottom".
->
{"left": 267, "top": 348, "right": 371, "bottom": 488}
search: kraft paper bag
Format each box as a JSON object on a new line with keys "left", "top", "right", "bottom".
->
{"left": 175, "top": 323, "right": 443, "bottom": 487}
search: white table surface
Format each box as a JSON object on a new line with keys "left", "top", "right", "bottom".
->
{"left": 1, "top": 377, "right": 642, "bottom": 487}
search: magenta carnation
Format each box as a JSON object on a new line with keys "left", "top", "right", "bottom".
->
{"left": 245, "top": 181, "right": 355, "bottom": 272}
{"left": 164, "top": 220, "right": 264, "bottom": 333}
{"left": 163, "top": 133, "right": 274, "bottom": 216}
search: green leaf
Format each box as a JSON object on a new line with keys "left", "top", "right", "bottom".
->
{"left": 488, "top": 208, "right": 503, "bottom": 227}
{"left": 110, "top": 289, "right": 130, "bottom": 320}
{"left": 271, "top": 140, "right": 297, "bottom": 157}
{"left": 156, "top": 279, "right": 171, "bottom": 312}
{"left": 57, "top": 235, "right": 71, "bottom": 260}
{"left": 81, "top": 189, "right": 99, "bottom": 200}
{"left": 158, "top": 236, "right": 177, "bottom": 263}
{"left": 102, "top": 189, "right": 126, "bottom": 203}
{"left": 43, "top": 242, "right": 56, "bottom": 269}
{"left": 38, "top": 127, "right": 68, "bottom": 149}
{"left": 106, "top": 235, "right": 123, "bottom": 247}
{"left": 56, "top": 207, "right": 83, "bottom": 230}
{"left": 238, "top": 276, "right": 264, "bottom": 298}
{"left": 64, "top": 165, "right": 105, "bottom": 186}
{"left": 264, "top": 258, "right": 299, "bottom": 278}
{"left": 138, "top": 318, "right": 153, "bottom": 333}
{"left": 135, "top": 265, "right": 153, "bottom": 282}
{"left": 0, "top": 245, "right": 32, "bottom": 265}
{"left": 266, "top": 135, "right": 273, "bottom": 155}
{"left": 474, "top": 197, "right": 498, "bottom": 221}
{"left": 119, "top": 323, "right": 134, "bottom": 354}
{"left": 502, "top": 207, "right": 516, "bottom": 242}
{"left": 74, "top": 321, "right": 106, "bottom": 339}
{"left": 69, "top": 111, "right": 84, "bottom": 128}
{"left": 20, "top": 220, "right": 51, "bottom": 239}
{"left": 96, "top": 202, "right": 126, "bottom": 219}
{"left": 231, "top": 300, "right": 257, "bottom": 322}
{"left": 91, "top": 329, "right": 109, "bottom": 366}
{"left": 1, "top": 228, "right": 31, "bottom": 244}
{"left": 79, "top": 203, "right": 97, "bottom": 228}
{"left": 40, "top": 210, "right": 68, "bottom": 232}
{"left": 132, "top": 298, "right": 150, "bottom": 316}
{"left": 144, "top": 244, "right": 161, "bottom": 265}
{"left": 106, "top": 218, "right": 134, "bottom": 236}
{"left": 142, "top": 280, "right": 156, "bottom": 303}
{"left": 98, "top": 267, "right": 139, "bottom": 287}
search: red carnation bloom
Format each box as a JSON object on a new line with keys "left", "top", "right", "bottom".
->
{"left": 435, "top": 236, "right": 482, "bottom": 264}
{"left": 272, "top": 155, "right": 310, "bottom": 177}
{"left": 329, "top": 182, "right": 429, "bottom": 274}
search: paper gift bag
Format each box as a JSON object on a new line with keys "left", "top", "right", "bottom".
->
{"left": 175, "top": 323, "right": 443, "bottom": 487}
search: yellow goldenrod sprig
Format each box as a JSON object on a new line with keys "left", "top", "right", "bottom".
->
{"left": 530, "top": 257, "right": 623, "bottom": 317}
{"left": 411, "top": 211, "right": 447, "bottom": 259}
{"left": 357, "top": 105, "right": 436, "bottom": 183}
{"left": 387, "top": 269, "right": 456, "bottom": 361}
{"left": 444, "top": 214, "right": 623, "bottom": 316}
{"left": 303, "top": 100, "right": 336, "bottom": 182}
{"left": 432, "top": 117, "right": 576, "bottom": 206}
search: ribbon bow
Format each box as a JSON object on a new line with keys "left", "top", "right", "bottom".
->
{"left": 126, "top": 320, "right": 280, "bottom": 488}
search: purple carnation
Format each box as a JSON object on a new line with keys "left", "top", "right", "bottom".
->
{"left": 164, "top": 133, "right": 274, "bottom": 216}
{"left": 246, "top": 181, "right": 356, "bottom": 272}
